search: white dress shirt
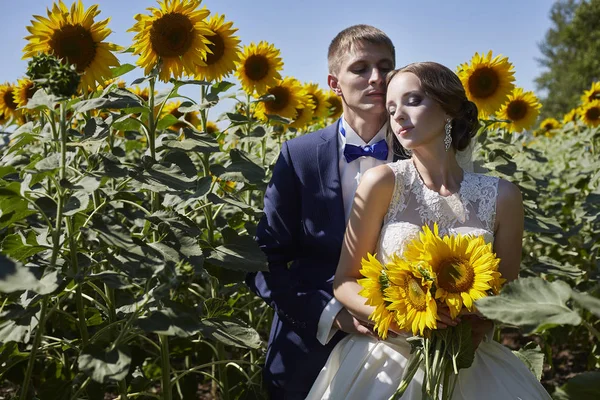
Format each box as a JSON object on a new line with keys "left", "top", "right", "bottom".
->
{"left": 316, "top": 117, "right": 393, "bottom": 345}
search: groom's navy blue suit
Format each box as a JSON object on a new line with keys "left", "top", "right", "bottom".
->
{"left": 246, "top": 122, "right": 349, "bottom": 396}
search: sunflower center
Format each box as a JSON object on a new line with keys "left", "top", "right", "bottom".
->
{"left": 468, "top": 67, "right": 499, "bottom": 99}
{"left": 25, "top": 83, "right": 36, "bottom": 100}
{"left": 506, "top": 99, "right": 528, "bottom": 121}
{"left": 407, "top": 278, "right": 427, "bottom": 310}
{"left": 266, "top": 86, "right": 290, "bottom": 112}
{"left": 150, "top": 13, "right": 195, "bottom": 58}
{"left": 245, "top": 55, "right": 270, "bottom": 81}
{"left": 205, "top": 33, "right": 225, "bottom": 65}
{"left": 309, "top": 94, "right": 319, "bottom": 109}
{"left": 3, "top": 88, "right": 18, "bottom": 110}
{"left": 437, "top": 257, "right": 474, "bottom": 293}
{"left": 542, "top": 122, "right": 556, "bottom": 130}
{"left": 586, "top": 107, "right": 600, "bottom": 121}
{"left": 50, "top": 24, "right": 97, "bottom": 71}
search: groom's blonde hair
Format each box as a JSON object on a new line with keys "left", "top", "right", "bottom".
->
{"left": 328, "top": 25, "right": 395, "bottom": 75}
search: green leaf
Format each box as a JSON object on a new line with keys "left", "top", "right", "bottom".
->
{"left": 512, "top": 343, "right": 545, "bottom": 380}
{"left": 446, "top": 320, "right": 475, "bottom": 370}
{"left": 0, "top": 255, "right": 61, "bottom": 294}
{"left": 206, "top": 193, "right": 263, "bottom": 217}
{"left": 23, "top": 88, "right": 60, "bottom": 111}
{"left": 199, "top": 317, "right": 262, "bottom": 349}
{"left": 35, "top": 153, "right": 61, "bottom": 171}
{"left": 161, "top": 128, "right": 219, "bottom": 153}
{"left": 0, "top": 304, "right": 41, "bottom": 344}
{"left": 89, "top": 271, "right": 133, "bottom": 290}
{"left": 476, "top": 277, "right": 581, "bottom": 333}
{"left": 111, "top": 63, "right": 136, "bottom": 78}
{"left": 73, "top": 89, "right": 142, "bottom": 113}
{"left": 156, "top": 114, "right": 179, "bottom": 131}
{"left": 137, "top": 304, "right": 202, "bottom": 337}
{"left": 203, "top": 298, "right": 234, "bottom": 318}
{"left": 570, "top": 291, "right": 600, "bottom": 318}
{"left": 63, "top": 191, "right": 90, "bottom": 216}
{"left": 78, "top": 345, "right": 132, "bottom": 383}
{"left": 129, "top": 162, "right": 196, "bottom": 192}
{"left": 206, "top": 228, "right": 267, "bottom": 272}
{"left": 0, "top": 188, "right": 36, "bottom": 229}
{"left": 528, "top": 256, "right": 584, "bottom": 279}
{"left": 214, "top": 149, "right": 265, "bottom": 184}
{"left": 553, "top": 371, "right": 600, "bottom": 400}
{"left": 1, "top": 233, "right": 46, "bottom": 261}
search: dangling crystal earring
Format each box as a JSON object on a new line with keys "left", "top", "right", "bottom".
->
{"left": 444, "top": 118, "right": 452, "bottom": 151}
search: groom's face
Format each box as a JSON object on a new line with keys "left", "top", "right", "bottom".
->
{"left": 328, "top": 42, "right": 394, "bottom": 118}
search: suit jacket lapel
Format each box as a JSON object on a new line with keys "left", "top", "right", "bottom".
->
{"left": 317, "top": 124, "right": 346, "bottom": 239}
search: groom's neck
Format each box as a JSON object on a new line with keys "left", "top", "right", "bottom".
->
{"left": 344, "top": 112, "right": 387, "bottom": 143}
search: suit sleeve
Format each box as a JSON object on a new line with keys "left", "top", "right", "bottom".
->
{"left": 246, "top": 142, "right": 335, "bottom": 338}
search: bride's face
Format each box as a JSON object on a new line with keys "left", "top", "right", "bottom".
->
{"left": 386, "top": 72, "right": 448, "bottom": 151}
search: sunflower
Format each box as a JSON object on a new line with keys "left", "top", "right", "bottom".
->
{"left": 325, "top": 90, "right": 343, "bottom": 120}
{"left": 254, "top": 77, "right": 305, "bottom": 121}
{"left": 98, "top": 78, "right": 126, "bottom": 92}
{"left": 457, "top": 51, "right": 515, "bottom": 118}
{"left": 404, "top": 224, "right": 502, "bottom": 319}
{"left": 580, "top": 100, "right": 600, "bottom": 127}
{"left": 358, "top": 253, "right": 396, "bottom": 339}
{"left": 14, "top": 78, "right": 38, "bottom": 111}
{"left": 581, "top": 81, "right": 600, "bottom": 104}
{"left": 236, "top": 41, "right": 283, "bottom": 96}
{"left": 303, "top": 83, "right": 330, "bottom": 121}
{"left": 495, "top": 88, "right": 541, "bottom": 133}
{"left": 129, "top": 0, "right": 213, "bottom": 82}
{"left": 385, "top": 255, "right": 438, "bottom": 336}
{"left": 290, "top": 94, "right": 316, "bottom": 131}
{"left": 23, "top": 0, "right": 120, "bottom": 91}
{"left": 205, "top": 120, "right": 219, "bottom": 134}
{"left": 562, "top": 108, "right": 579, "bottom": 125}
{"left": 130, "top": 86, "right": 151, "bottom": 103}
{"left": 162, "top": 100, "right": 200, "bottom": 130}
{"left": 538, "top": 117, "right": 561, "bottom": 137}
{"left": 194, "top": 14, "right": 240, "bottom": 82}
{"left": 0, "top": 83, "right": 20, "bottom": 119}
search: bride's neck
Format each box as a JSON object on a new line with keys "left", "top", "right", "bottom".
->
{"left": 412, "top": 149, "right": 463, "bottom": 194}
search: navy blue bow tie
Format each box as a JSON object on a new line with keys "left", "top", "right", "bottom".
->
{"left": 339, "top": 119, "right": 389, "bottom": 162}
{"left": 343, "top": 140, "right": 389, "bottom": 162}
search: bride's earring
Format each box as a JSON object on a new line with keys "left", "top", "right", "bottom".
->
{"left": 444, "top": 118, "right": 452, "bottom": 151}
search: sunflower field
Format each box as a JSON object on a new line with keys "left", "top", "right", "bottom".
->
{"left": 0, "top": 1, "right": 599, "bottom": 399}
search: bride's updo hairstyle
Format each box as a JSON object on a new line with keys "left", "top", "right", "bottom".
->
{"left": 386, "top": 62, "right": 479, "bottom": 152}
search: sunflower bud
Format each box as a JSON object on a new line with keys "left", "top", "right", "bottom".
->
{"left": 45, "top": 63, "right": 80, "bottom": 98}
{"left": 26, "top": 53, "right": 62, "bottom": 81}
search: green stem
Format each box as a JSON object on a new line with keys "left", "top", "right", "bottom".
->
{"left": 70, "top": 376, "right": 91, "bottom": 400}
{"left": 19, "top": 296, "right": 49, "bottom": 400}
{"left": 159, "top": 335, "right": 172, "bottom": 400}
{"left": 148, "top": 78, "right": 157, "bottom": 160}
{"left": 216, "top": 342, "right": 230, "bottom": 400}
{"left": 67, "top": 218, "right": 89, "bottom": 346}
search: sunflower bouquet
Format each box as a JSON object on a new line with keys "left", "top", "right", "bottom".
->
{"left": 358, "top": 223, "right": 505, "bottom": 400}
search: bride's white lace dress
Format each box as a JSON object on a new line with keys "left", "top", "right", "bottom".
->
{"left": 306, "top": 159, "right": 551, "bottom": 400}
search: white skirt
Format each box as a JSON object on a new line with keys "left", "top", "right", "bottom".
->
{"left": 306, "top": 334, "right": 552, "bottom": 400}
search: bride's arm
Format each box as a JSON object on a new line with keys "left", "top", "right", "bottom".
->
{"left": 493, "top": 179, "right": 524, "bottom": 283}
{"left": 333, "top": 165, "right": 395, "bottom": 322}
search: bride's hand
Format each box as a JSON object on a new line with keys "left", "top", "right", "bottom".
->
{"left": 461, "top": 314, "right": 494, "bottom": 350}
{"left": 436, "top": 305, "right": 460, "bottom": 329}
{"left": 333, "top": 308, "right": 377, "bottom": 338}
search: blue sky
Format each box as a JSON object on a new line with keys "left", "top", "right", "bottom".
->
{"left": 2, "top": 0, "right": 556, "bottom": 118}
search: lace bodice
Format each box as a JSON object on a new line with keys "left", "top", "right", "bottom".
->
{"left": 377, "top": 159, "right": 499, "bottom": 265}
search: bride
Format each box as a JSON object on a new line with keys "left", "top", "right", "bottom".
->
{"left": 306, "top": 62, "right": 551, "bottom": 399}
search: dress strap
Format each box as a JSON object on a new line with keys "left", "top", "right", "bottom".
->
{"left": 383, "top": 160, "right": 412, "bottom": 224}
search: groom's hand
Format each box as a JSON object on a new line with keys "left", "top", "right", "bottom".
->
{"left": 333, "top": 308, "right": 377, "bottom": 337}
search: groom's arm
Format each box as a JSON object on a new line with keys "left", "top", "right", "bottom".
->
{"left": 246, "top": 142, "right": 334, "bottom": 338}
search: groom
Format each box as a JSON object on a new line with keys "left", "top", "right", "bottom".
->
{"left": 246, "top": 25, "right": 397, "bottom": 399}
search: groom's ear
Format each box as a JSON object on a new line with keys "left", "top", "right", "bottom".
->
{"left": 328, "top": 74, "right": 342, "bottom": 96}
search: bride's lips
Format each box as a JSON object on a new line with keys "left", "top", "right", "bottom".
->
{"left": 398, "top": 126, "right": 414, "bottom": 135}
